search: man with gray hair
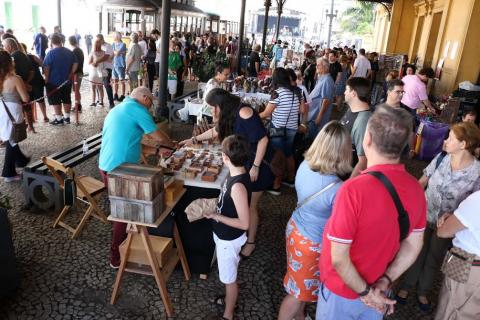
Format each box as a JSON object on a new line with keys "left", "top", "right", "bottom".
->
{"left": 317, "top": 105, "right": 426, "bottom": 320}
{"left": 304, "top": 57, "right": 334, "bottom": 140}
{"left": 126, "top": 32, "right": 142, "bottom": 91}
{"left": 98, "top": 86, "right": 174, "bottom": 268}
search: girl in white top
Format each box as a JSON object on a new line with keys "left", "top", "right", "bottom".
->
{"left": 88, "top": 39, "right": 106, "bottom": 106}
{"left": 0, "top": 50, "right": 30, "bottom": 182}
{"left": 436, "top": 190, "right": 480, "bottom": 320}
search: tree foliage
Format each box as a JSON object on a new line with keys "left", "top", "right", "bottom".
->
{"left": 339, "top": 1, "right": 375, "bottom": 36}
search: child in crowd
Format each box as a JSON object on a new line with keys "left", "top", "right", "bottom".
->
{"left": 295, "top": 70, "right": 312, "bottom": 108}
{"left": 204, "top": 135, "right": 251, "bottom": 320}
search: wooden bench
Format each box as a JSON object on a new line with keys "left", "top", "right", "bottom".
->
{"left": 22, "top": 133, "right": 102, "bottom": 212}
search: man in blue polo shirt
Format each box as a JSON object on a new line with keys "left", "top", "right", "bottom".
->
{"left": 43, "top": 33, "right": 77, "bottom": 125}
{"left": 99, "top": 86, "right": 174, "bottom": 268}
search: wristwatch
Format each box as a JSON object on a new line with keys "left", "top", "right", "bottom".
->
{"left": 358, "top": 284, "right": 371, "bottom": 297}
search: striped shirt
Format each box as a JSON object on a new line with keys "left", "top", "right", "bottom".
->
{"left": 269, "top": 87, "right": 302, "bottom": 130}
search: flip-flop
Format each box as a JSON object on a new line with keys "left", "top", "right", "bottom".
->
{"left": 211, "top": 295, "right": 238, "bottom": 310}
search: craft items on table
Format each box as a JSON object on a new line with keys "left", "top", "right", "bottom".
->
{"left": 161, "top": 145, "right": 227, "bottom": 189}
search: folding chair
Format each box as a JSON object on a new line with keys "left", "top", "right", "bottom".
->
{"left": 41, "top": 156, "right": 108, "bottom": 239}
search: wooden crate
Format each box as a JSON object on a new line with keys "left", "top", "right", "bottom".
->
{"left": 109, "top": 191, "right": 164, "bottom": 224}
{"left": 165, "top": 180, "right": 184, "bottom": 203}
{"left": 119, "top": 235, "right": 173, "bottom": 267}
{"left": 108, "top": 163, "right": 163, "bottom": 201}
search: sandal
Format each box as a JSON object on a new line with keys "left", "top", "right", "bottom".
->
{"left": 395, "top": 289, "right": 408, "bottom": 305}
{"left": 417, "top": 296, "right": 431, "bottom": 313}
{"left": 239, "top": 242, "right": 256, "bottom": 260}
{"left": 211, "top": 295, "right": 238, "bottom": 310}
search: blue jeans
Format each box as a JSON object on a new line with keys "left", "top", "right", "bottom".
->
{"left": 316, "top": 284, "right": 383, "bottom": 320}
{"left": 270, "top": 128, "right": 297, "bottom": 158}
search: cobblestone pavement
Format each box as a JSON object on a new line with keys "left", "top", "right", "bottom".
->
{"left": 0, "top": 83, "right": 440, "bottom": 319}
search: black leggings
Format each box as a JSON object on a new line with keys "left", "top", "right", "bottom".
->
{"left": 147, "top": 63, "right": 156, "bottom": 92}
{"left": 2, "top": 141, "right": 28, "bottom": 178}
{"left": 103, "top": 68, "right": 114, "bottom": 104}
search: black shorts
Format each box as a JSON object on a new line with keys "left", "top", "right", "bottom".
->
{"left": 30, "top": 84, "right": 45, "bottom": 103}
{"left": 46, "top": 82, "right": 72, "bottom": 105}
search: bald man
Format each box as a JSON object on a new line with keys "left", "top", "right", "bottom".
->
{"left": 98, "top": 86, "right": 174, "bottom": 268}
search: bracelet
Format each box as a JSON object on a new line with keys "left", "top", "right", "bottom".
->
{"left": 252, "top": 163, "right": 260, "bottom": 168}
{"left": 358, "top": 284, "right": 371, "bottom": 297}
{"left": 381, "top": 274, "right": 393, "bottom": 286}
{"left": 191, "top": 136, "right": 198, "bottom": 144}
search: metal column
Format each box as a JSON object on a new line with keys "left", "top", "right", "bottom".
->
{"left": 157, "top": 0, "right": 171, "bottom": 117}
{"left": 236, "top": 0, "right": 246, "bottom": 73}
{"left": 261, "top": 0, "right": 271, "bottom": 55}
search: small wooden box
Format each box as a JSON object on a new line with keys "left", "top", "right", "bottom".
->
{"left": 119, "top": 235, "right": 173, "bottom": 267}
{"left": 109, "top": 191, "right": 164, "bottom": 224}
{"left": 202, "top": 171, "right": 217, "bottom": 182}
{"left": 165, "top": 180, "right": 184, "bottom": 202}
{"left": 108, "top": 163, "right": 163, "bottom": 201}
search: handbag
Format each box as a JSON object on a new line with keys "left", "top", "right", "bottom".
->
{"left": 268, "top": 91, "right": 295, "bottom": 138}
{"left": 295, "top": 181, "right": 338, "bottom": 210}
{"left": 2, "top": 99, "right": 27, "bottom": 143}
{"left": 367, "top": 171, "right": 410, "bottom": 242}
{"left": 441, "top": 246, "right": 475, "bottom": 283}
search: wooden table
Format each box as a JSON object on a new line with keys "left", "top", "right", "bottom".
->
{"left": 108, "top": 189, "right": 190, "bottom": 317}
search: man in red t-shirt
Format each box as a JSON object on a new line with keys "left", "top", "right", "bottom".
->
{"left": 317, "top": 105, "right": 427, "bottom": 320}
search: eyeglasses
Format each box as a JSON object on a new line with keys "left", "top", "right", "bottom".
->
{"left": 144, "top": 95, "right": 153, "bottom": 105}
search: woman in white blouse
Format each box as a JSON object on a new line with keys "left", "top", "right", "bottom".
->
{"left": 435, "top": 190, "right": 480, "bottom": 320}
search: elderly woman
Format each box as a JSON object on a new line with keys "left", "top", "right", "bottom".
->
{"left": 180, "top": 88, "right": 273, "bottom": 259}
{"left": 396, "top": 121, "right": 480, "bottom": 311}
{"left": 0, "top": 50, "right": 30, "bottom": 181}
{"left": 435, "top": 190, "right": 480, "bottom": 320}
{"left": 278, "top": 121, "right": 352, "bottom": 320}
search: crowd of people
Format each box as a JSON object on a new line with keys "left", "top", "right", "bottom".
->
{"left": 1, "top": 24, "right": 480, "bottom": 320}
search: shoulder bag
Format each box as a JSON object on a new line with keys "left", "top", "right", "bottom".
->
{"left": 367, "top": 171, "right": 410, "bottom": 242}
{"left": 441, "top": 246, "right": 476, "bottom": 283}
{"left": 295, "top": 181, "right": 338, "bottom": 210}
{"left": 2, "top": 99, "right": 27, "bottom": 143}
{"left": 268, "top": 90, "right": 295, "bottom": 138}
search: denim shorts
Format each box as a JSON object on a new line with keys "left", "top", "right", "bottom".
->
{"left": 112, "top": 66, "right": 125, "bottom": 80}
{"left": 270, "top": 127, "right": 297, "bottom": 158}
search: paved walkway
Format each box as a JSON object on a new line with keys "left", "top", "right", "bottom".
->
{"left": 0, "top": 83, "right": 440, "bottom": 319}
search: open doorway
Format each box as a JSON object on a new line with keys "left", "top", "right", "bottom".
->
{"left": 411, "top": 15, "right": 425, "bottom": 63}
{"left": 424, "top": 12, "right": 443, "bottom": 68}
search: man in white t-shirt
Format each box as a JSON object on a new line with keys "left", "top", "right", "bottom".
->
{"left": 96, "top": 34, "right": 115, "bottom": 108}
{"left": 351, "top": 49, "right": 371, "bottom": 79}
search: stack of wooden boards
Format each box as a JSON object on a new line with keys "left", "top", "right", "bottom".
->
{"left": 107, "top": 163, "right": 165, "bottom": 224}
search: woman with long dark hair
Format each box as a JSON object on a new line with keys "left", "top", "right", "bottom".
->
{"left": 260, "top": 67, "right": 306, "bottom": 195}
{"left": 0, "top": 50, "right": 30, "bottom": 182}
{"left": 180, "top": 88, "right": 273, "bottom": 258}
